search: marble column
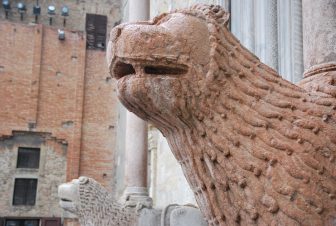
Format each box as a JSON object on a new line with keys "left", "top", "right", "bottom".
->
{"left": 231, "top": 0, "right": 255, "bottom": 52}
{"left": 254, "top": 0, "right": 278, "bottom": 70}
{"left": 129, "top": 0, "right": 150, "bottom": 22}
{"left": 231, "top": 0, "right": 303, "bottom": 82}
{"left": 231, "top": 0, "right": 278, "bottom": 70}
{"left": 216, "top": 0, "right": 230, "bottom": 11}
{"left": 125, "top": 112, "right": 148, "bottom": 188}
{"left": 302, "top": 0, "right": 336, "bottom": 75}
{"left": 277, "top": 0, "right": 303, "bottom": 83}
{"left": 123, "top": 0, "right": 152, "bottom": 207}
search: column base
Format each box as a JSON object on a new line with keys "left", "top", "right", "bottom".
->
{"left": 121, "top": 186, "right": 153, "bottom": 209}
{"left": 303, "top": 62, "right": 336, "bottom": 78}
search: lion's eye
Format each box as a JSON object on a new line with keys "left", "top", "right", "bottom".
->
{"left": 113, "top": 61, "right": 136, "bottom": 79}
{"left": 144, "top": 65, "right": 188, "bottom": 75}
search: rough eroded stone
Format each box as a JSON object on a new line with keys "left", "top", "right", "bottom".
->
{"left": 108, "top": 4, "right": 336, "bottom": 226}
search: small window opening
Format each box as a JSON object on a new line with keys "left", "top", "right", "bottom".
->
{"left": 5, "top": 219, "right": 39, "bottom": 226}
{"left": 17, "top": 147, "right": 40, "bottom": 169}
{"left": 13, "top": 178, "right": 38, "bottom": 206}
{"left": 86, "top": 14, "right": 107, "bottom": 50}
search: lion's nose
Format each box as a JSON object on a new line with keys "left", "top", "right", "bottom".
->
{"left": 113, "top": 61, "right": 136, "bottom": 79}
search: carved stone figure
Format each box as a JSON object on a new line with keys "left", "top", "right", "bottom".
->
{"left": 58, "top": 177, "right": 207, "bottom": 226}
{"left": 59, "top": 177, "right": 138, "bottom": 226}
{"left": 107, "top": 4, "right": 336, "bottom": 226}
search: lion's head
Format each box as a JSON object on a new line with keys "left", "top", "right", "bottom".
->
{"left": 58, "top": 177, "right": 138, "bottom": 226}
{"left": 107, "top": 4, "right": 336, "bottom": 225}
{"left": 58, "top": 176, "right": 87, "bottom": 214}
{"left": 107, "top": 4, "right": 230, "bottom": 133}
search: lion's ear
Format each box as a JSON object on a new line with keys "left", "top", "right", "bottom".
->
{"left": 152, "top": 13, "right": 169, "bottom": 25}
{"left": 191, "top": 4, "right": 230, "bottom": 28}
{"left": 79, "top": 176, "right": 89, "bottom": 185}
{"left": 209, "top": 4, "right": 230, "bottom": 27}
{"left": 220, "top": 11, "right": 230, "bottom": 27}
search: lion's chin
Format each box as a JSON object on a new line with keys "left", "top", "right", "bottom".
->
{"left": 59, "top": 200, "right": 77, "bottom": 214}
{"left": 116, "top": 76, "right": 188, "bottom": 133}
{"left": 116, "top": 77, "right": 152, "bottom": 120}
{"left": 58, "top": 179, "right": 80, "bottom": 214}
{"left": 117, "top": 75, "right": 151, "bottom": 102}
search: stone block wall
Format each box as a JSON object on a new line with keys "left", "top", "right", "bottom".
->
{"left": 0, "top": 132, "right": 67, "bottom": 217}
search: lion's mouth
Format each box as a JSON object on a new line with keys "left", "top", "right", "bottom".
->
{"left": 59, "top": 199, "right": 76, "bottom": 214}
{"left": 112, "top": 58, "right": 188, "bottom": 80}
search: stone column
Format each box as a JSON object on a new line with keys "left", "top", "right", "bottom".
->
{"left": 231, "top": 0, "right": 255, "bottom": 52}
{"left": 129, "top": 0, "right": 150, "bottom": 22}
{"left": 217, "top": 0, "right": 230, "bottom": 11}
{"left": 254, "top": 0, "right": 278, "bottom": 70}
{"left": 123, "top": 0, "right": 152, "bottom": 207}
{"left": 125, "top": 112, "right": 148, "bottom": 187}
{"left": 232, "top": 0, "right": 278, "bottom": 70}
{"left": 302, "top": 0, "right": 336, "bottom": 75}
{"left": 277, "top": 0, "right": 303, "bottom": 83}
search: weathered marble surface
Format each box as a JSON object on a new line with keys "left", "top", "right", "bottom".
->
{"left": 302, "top": 0, "right": 336, "bottom": 71}
{"left": 58, "top": 177, "right": 207, "bottom": 226}
{"left": 108, "top": 4, "right": 336, "bottom": 226}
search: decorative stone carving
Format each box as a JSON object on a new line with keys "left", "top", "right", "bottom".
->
{"left": 107, "top": 4, "right": 336, "bottom": 226}
{"left": 58, "top": 177, "right": 207, "bottom": 226}
{"left": 59, "top": 177, "right": 138, "bottom": 226}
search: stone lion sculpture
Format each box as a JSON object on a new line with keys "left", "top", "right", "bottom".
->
{"left": 58, "top": 177, "right": 138, "bottom": 226}
{"left": 58, "top": 176, "right": 207, "bottom": 226}
{"left": 107, "top": 4, "right": 336, "bottom": 226}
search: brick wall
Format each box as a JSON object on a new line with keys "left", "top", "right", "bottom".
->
{"left": 80, "top": 50, "right": 118, "bottom": 189}
{"left": 0, "top": 20, "right": 118, "bottom": 220}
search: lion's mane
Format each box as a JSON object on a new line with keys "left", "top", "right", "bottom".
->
{"left": 114, "top": 4, "right": 336, "bottom": 226}
{"left": 75, "top": 177, "right": 137, "bottom": 226}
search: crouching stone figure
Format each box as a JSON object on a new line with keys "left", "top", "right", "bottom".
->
{"left": 58, "top": 176, "right": 207, "bottom": 226}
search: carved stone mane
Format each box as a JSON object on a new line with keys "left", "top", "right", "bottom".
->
{"left": 59, "top": 177, "right": 137, "bottom": 226}
{"left": 58, "top": 177, "right": 207, "bottom": 226}
{"left": 108, "top": 4, "right": 336, "bottom": 226}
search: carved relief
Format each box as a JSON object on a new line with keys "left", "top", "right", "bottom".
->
{"left": 108, "top": 4, "right": 336, "bottom": 226}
